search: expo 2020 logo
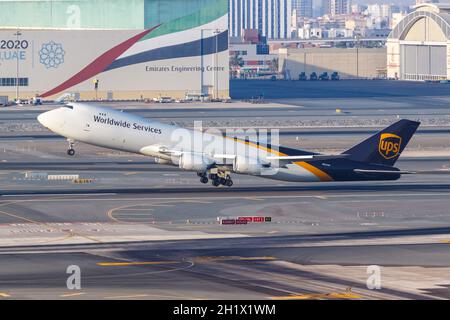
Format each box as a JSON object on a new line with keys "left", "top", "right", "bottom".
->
{"left": 39, "top": 41, "right": 65, "bottom": 69}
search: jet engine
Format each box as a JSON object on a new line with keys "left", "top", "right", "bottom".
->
{"left": 178, "top": 153, "right": 214, "bottom": 172}
{"left": 233, "top": 156, "right": 267, "bottom": 175}
{"left": 154, "top": 158, "right": 171, "bottom": 165}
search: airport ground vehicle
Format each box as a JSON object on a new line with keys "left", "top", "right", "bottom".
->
{"left": 319, "top": 72, "right": 330, "bottom": 80}
{"left": 309, "top": 72, "right": 318, "bottom": 80}
{"left": 299, "top": 72, "right": 307, "bottom": 81}
{"left": 37, "top": 103, "right": 436, "bottom": 187}
{"left": 331, "top": 72, "right": 340, "bottom": 80}
{"left": 32, "top": 97, "right": 43, "bottom": 105}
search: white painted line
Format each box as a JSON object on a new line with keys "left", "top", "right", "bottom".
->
{"left": 1, "top": 192, "right": 450, "bottom": 203}
{"left": 2, "top": 193, "right": 117, "bottom": 197}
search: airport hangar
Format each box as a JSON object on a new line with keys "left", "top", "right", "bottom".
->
{"left": 0, "top": 0, "right": 229, "bottom": 101}
{"left": 387, "top": 3, "right": 450, "bottom": 81}
{"left": 276, "top": 3, "right": 450, "bottom": 81}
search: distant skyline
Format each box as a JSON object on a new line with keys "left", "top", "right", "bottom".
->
{"left": 351, "top": 0, "right": 415, "bottom": 5}
{"left": 310, "top": 0, "right": 417, "bottom": 8}
{"left": 308, "top": 0, "right": 417, "bottom": 17}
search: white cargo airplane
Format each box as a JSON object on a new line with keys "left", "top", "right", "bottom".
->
{"left": 38, "top": 103, "right": 421, "bottom": 187}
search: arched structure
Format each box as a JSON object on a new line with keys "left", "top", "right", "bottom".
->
{"left": 387, "top": 3, "right": 450, "bottom": 81}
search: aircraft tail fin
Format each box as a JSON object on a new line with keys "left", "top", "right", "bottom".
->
{"left": 343, "top": 119, "right": 420, "bottom": 166}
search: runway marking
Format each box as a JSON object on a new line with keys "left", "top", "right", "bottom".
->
{"left": 104, "top": 294, "right": 149, "bottom": 299}
{"left": 117, "top": 208, "right": 155, "bottom": 211}
{"left": 244, "top": 197, "right": 265, "bottom": 201}
{"left": 3, "top": 192, "right": 450, "bottom": 204}
{"left": 194, "top": 256, "right": 276, "bottom": 263}
{"left": 107, "top": 204, "right": 159, "bottom": 224}
{"left": 0, "top": 208, "right": 41, "bottom": 224}
{"left": 148, "top": 204, "right": 175, "bottom": 207}
{"left": 3, "top": 193, "right": 117, "bottom": 197}
{"left": 183, "top": 200, "right": 213, "bottom": 204}
{"left": 0, "top": 292, "right": 11, "bottom": 298}
{"left": 315, "top": 196, "right": 328, "bottom": 200}
{"left": 270, "top": 288, "right": 362, "bottom": 300}
{"left": 60, "top": 292, "right": 85, "bottom": 298}
{"left": 102, "top": 293, "right": 198, "bottom": 299}
{"left": 0, "top": 207, "right": 103, "bottom": 244}
{"left": 97, "top": 261, "right": 180, "bottom": 267}
{"left": 270, "top": 292, "right": 362, "bottom": 300}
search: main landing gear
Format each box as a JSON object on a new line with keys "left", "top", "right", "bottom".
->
{"left": 197, "top": 170, "right": 233, "bottom": 187}
{"left": 67, "top": 140, "right": 75, "bottom": 156}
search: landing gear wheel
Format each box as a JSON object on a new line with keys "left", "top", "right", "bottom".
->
{"left": 200, "top": 176, "right": 209, "bottom": 184}
{"left": 212, "top": 179, "right": 221, "bottom": 187}
{"left": 67, "top": 140, "right": 75, "bottom": 156}
{"left": 225, "top": 179, "right": 233, "bottom": 187}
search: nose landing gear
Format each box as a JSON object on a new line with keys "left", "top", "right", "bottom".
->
{"left": 67, "top": 140, "right": 75, "bottom": 156}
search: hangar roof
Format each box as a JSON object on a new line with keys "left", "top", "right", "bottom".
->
{"left": 389, "top": 3, "right": 450, "bottom": 40}
{"left": 413, "top": 3, "right": 450, "bottom": 13}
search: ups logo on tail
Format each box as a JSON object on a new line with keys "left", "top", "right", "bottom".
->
{"left": 379, "top": 133, "right": 402, "bottom": 159}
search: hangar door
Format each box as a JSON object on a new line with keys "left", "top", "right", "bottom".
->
{"left": 400, "top": 44, "right": 447, "bottom": 81}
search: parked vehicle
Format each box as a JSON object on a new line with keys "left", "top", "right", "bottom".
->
{"left": 331, "top": 72, "right": 340, "bottom": 81}
{"left": 319, "top": 72, "right": 329, "bottom": 81}
{"left": 309, "top": 72, "right": 318, "bottom": 81}
{"left": 270, "top": 75, "right": 277, "bottom": 81}
{"left": 299, "top": 72, "right": 307, "bottom": 81}
{"left": 0, "top": 96, "right": 8, "bottom": 107}
{"left": 32, "top": 96, "right": 43, "bottom": 105}
{"left": 158, "top": 96, "right": 173, "bottom": 103}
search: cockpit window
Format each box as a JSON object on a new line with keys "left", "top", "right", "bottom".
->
{"left": 62, "top": 105, "right": 73, "bottom": 109}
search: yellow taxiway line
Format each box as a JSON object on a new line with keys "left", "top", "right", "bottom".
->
{"left": 97, "top": 261, "right": 180, "bottom": 267}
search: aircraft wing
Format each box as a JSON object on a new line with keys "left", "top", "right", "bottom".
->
{"left": 266, "top": 154, "right": 350, "bottom": 161}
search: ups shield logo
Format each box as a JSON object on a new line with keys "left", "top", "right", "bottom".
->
{"left": 379, "top": 133, "right": 402, "bottom": 159}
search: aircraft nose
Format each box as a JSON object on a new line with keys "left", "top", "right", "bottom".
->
{"left": 37, "top": 111, "right": 52, "bottom": 128}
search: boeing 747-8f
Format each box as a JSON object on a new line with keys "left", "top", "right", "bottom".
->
{"left": 38, "top": 103, "right": 422, "bottom": 187}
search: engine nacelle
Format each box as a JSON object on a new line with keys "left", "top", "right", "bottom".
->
{"left": 154, "top": 158, "right": 171, "bottom": 165}
{"left": 233, "top": 156, "right": 266, "bottom": 175}
{"left": 178, "top": 153, "right": 214, "bottom": 172}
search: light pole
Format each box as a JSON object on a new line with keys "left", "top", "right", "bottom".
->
{"left": 356, "top": 34, "right": 360, "bottom": 79}
{"left": 213, "top": 29, "right": 220, "bottom": 100}
{"left": 14, "top": 30, "right": 22, "bottom": 102}
{"left": 201, "top": 28, "right": 221, "bottom": 100}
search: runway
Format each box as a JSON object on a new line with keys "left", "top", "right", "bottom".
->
{"left": 0, "top": 227, "right": 449, "bottom": 300}
{"left": 0, "top": 172, "right": 450, "bottom": 299}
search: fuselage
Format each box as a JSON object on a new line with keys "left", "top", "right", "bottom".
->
{"left": 37, "top": 103, "right": 401, "bottom": 183}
